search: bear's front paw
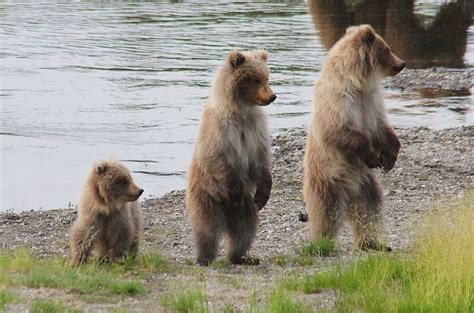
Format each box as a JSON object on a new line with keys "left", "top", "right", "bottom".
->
{"left": 380, "top": 151, "right": 397, "bottom": 172}
{"left": 254, "top": 191, "right": 270, "bottom": 211}
{"left": 362, "top": 151, "right": 381, "bottom": 168}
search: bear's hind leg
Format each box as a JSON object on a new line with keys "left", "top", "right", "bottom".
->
{"left": 305, "top": 180, "right": 344, "bottom": 242}
{"left": 189, "top": 194, "right": 223, "bottom": 266}
{"left": 226, "top": 206, "right": 259, "bottom": 265}
{"left": 194, "top": 227, "right": 220, "bottom": 266}
{"left": 347, "top": 173, "right": 391, "bottom": 251}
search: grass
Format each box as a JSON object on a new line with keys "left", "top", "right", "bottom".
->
{"left": 0, "top": 249, "right": 170, "bottom": 298}
{"left": 297, "top": 237, "right": 335, "bottom": 258}
{"left": 30, "top": 299, "right": 81, "bottom": 313}
{"left": 0, "top": 290, "right": 18, "bottom": 311}
{"left": 247, "top": 289, "right": 312, "bottom": 313}
{"left": 280, "top": 193, "right": 474, "bottom": 312}
{"left": 161, "top": 289, "right": 209, "bottom": 313}
{"left": 266, "top": 290, "right": 311, "bottom": 313}
{"left": 268, "top": 237, "right": 335, "bottom": 267}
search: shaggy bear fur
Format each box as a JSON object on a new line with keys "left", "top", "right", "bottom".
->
{"left": 186, "top": 50, "right": 276, "bottom": 266}
{"left": 70, "top": 160, "right": 144, "bottom": 265}
{"left": 303, "top": 25, "right": 404, "bottom": 251}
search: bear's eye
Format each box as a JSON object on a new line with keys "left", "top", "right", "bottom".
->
{"left": 114, "top": 179, "right": 129, "bottom": 188}
{"left": 252, "top": 78, "right": 261, "bottom": 84}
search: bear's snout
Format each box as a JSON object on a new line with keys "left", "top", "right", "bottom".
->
{"left": 138, "top": 188, "right": 144, "bottom": 196}
{"left": 392, "top": 62, "right": 405, "bottom": 74}
{"left": 269, "top": 94, "right": 277, "bottom": 103}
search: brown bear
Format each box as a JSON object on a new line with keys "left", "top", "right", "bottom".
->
{"left": 303, "top": 25, "right": 404, "bottom": 251}
{"left": 69, "top": 159, "right": 144, "bottom": 265}
{"left": 186, "top": 50, "right": 276, "bottom": 266}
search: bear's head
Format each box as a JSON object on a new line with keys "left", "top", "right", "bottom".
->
{"left": 216, "top": 50, "right": 277, "bottom": 106}
{"left": 345, "top": 24, "right": 405, "bottom": 77}
{"left": 91, "top": 160, "right": 144, "bottom": 207}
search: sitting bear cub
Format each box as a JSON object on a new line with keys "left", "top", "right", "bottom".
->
{"left": 70, "top": 159, "right": 144, "bottom": 265}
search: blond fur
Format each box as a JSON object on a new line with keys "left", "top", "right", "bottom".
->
{"left": 186, "top": 50, "right": 276, "bottom": 265}
{"left": 304, "top": 25, "right": 404, "bottom": 250}
{"left": 69, "top": 159, "right": 144, "bottom": 265}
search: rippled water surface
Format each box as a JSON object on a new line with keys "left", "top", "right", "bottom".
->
{"left": 1, "top": 1, "right": 473, "bottom": 211}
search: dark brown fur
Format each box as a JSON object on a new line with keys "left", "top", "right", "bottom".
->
{"left": 186, "top": 50, "right": 276, "bottom": 266}
{"left": 69, "top": 160, "right": 144, "bottom": 265}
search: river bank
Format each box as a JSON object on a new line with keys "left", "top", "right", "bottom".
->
{"left": 1, "top": 125, "right": 473, "bottom": 312}
{"left": 2, "top": 126, "right": 472, "bottom": 259}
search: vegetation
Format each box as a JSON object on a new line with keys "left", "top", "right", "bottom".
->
{"left": 280, "top": 194, "right": 473, "bottom": 312}
{"left": 1, "top": 195, "right": 471, "bottom": 312}
{"left": 30, "top": 299, "right": 81, "bottom": 313}
{"left": 0, "top": 249, "right": 169, "bottom": 298}
{"left": 297, "top": 237, "right": 336, "bottom": 258}
{"left": 161, "top": 289, "right": 209, "bottom": 313}
{"left": 0, "top": 290, "right": 18, "bottom": 311}
{"left": 269, "top": 237, "right": 336, "bottom": 267}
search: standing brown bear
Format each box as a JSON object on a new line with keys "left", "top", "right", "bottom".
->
{"left": 70, "top": 159, "right": 144, "bottom": 265}
{"left": 186, "top": 50, "right": 276, "bottom": 266}
{"left": 304, "top": 25, "right": 404, "bottom": 251}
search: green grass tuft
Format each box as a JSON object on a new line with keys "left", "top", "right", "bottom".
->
{"left": 0, "top": 249, "right": 171, "bottom": 297}
{"left": 30, "top": 299, "right": 81, "bottom": 313}
{"left": 281, "top": 193, "right": 474, "bottom": 312}
{"left": 268, "top": 254, "right": 291, "bottom": 267}
{"left": 297, "top": 237, "right": 335, "bottom": 257}
{"left": 210, "top": 259, "right": 232, "bottom": 269}
{"left": 161, "top": 289, "right": 209, "bottom": 313}
{"left": 0, "top": 290, "right": 18, "bottom": 311}
{"left": 266, "top": 290, "right": 311, "bottom": 313}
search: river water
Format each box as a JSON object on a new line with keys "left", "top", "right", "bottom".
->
{"left": 1, "top": 1, "right": 473, "bottom": 211}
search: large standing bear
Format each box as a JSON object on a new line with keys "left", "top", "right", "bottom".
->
{"left": 304, "top": 25, "right": 404, "bottom": 251}
{"left": 186, "top": 50, "right": 276, "bottom": 266}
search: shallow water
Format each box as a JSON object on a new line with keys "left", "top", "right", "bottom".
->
{"left": 1, "top": 1, "right": 473, "bottom": 211}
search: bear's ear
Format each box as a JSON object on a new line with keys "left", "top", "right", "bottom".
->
{"left": 346, "top": 25, "right": 375, "bottom": 45}
{"left": 228, "top": 51, "right": 246, "bottom": 68}
{"left": 359, "top": 24, "right": 375, "bottom": 46}
{"left": 345, "top": 26, "right": 358, "bottom": 35}
{"left": 255, "top": 50, "right": 268, "bottom": 62}
{"left": 94, "top": 161, "right": 108, "bottom": 175}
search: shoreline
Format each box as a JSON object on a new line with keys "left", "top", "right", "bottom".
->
{"left": 1, "top": 67, "right": 472, "bottom": 214}
{"left": 1, "top": 125, "right": 473, "bottom": 260}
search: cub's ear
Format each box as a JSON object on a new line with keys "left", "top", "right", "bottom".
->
{"left": 228, "top": 51, "right": 246, "bottom": 68}
{"left": 359, "top": 24, "right": 375, "bottom": 45}
{"left": 345, "top": 26, "right": 358, "bottom": 35}
{"left": 255, "top": 50, "right": 268, "bottom": 62}
{"left": 346, "top": 24, "right": 375, "bottom": 45}
{"left": 94, "top": 161, "right": 108, "bottom": 175}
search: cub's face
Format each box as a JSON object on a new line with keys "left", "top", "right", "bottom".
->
{"left": 228, "top": 50, "right": 277, "bottom": 106}
{"left": 373, "top": 36, "right": 405, "bottom": 77}
{"left": 94, "top": 161, "right": 144, "bottom": 204}
{"left": 346, "top": 24, "right": 405, "bottom": 77}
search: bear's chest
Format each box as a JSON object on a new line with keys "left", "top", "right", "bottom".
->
{"left": 343, "top": 92, "right": 384, "bottom": 135}
{"left": 226, "top": 121, "right": 266, "bottom": 171}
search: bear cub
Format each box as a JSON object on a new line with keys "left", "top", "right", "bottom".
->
{"left": 187, "top": 50, "right": 276, "bottom": 266}
{"left": 70, "top": 159, "right": 144, "bottom": 265}
{"left": 304, "top": 25, "right": 404, "bottom": 251}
